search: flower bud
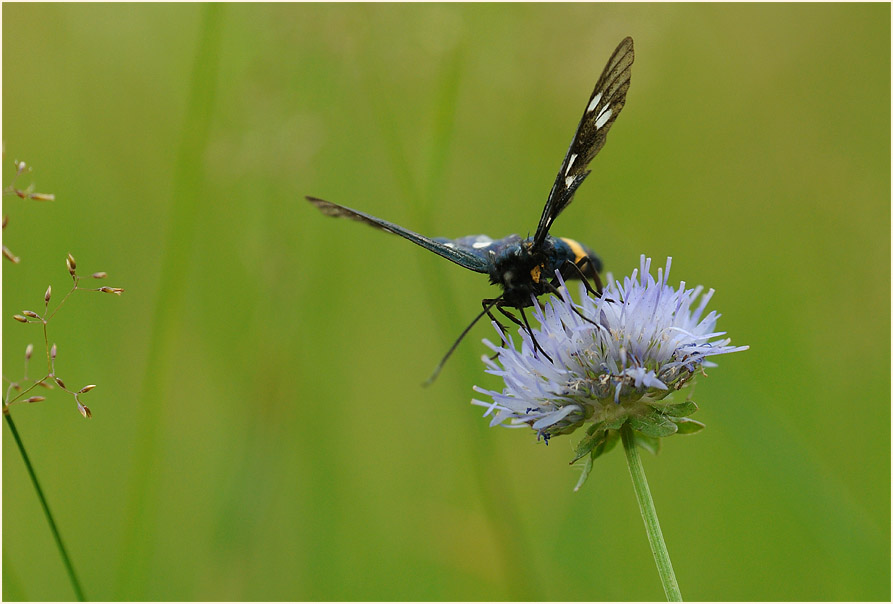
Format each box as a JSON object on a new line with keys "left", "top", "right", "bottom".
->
{"left": 3, "top": 246, "right": 20, "bottom": 264}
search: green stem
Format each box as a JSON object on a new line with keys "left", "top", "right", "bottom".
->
{"left": 620, "top": 423, "right": 682, "bottom": 602}
{"left": 4, "top": 412, "right": 85, "bottom": 601}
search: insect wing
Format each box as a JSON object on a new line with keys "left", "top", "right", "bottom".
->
{"left": 433, "top": 234, "right": 522, "bottom": 267}
{"left": 533, "top": 37, "right": 634, "bottom": 247}
{"left": 306, "top": 196, "right": 491, "bottom": 273}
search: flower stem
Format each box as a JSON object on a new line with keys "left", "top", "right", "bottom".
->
{"left": 620, "top": 423, "right": 682, "bottom": 601}
{"left": 4, "top": 412, "right": 86, "bottom": 601}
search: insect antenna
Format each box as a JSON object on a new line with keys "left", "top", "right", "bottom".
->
{"left": 422, "top": 297, "right": 502, "bottom": 387}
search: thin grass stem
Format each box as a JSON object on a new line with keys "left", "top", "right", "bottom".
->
{"left": 4, "top": 412, "right": 86, "bottom": 601}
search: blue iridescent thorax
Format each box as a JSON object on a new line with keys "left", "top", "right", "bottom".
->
{"left": 435, "top": 234, "right": 602, "bottom": 307}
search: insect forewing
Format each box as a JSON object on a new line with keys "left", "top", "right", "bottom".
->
{"left": 306, "top": 196, "right": 491, "bottom": 273}
{"left": 533, "top": 37, "right": 634, "bottom": 247}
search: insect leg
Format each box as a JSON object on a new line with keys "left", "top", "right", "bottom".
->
{"left": 478, "top": 299, "right": 511, "bottom": 361}
{"left": 518, "top": 305, "right": 553, "bottom": 363}
{"left": 543, "top": 280, "right": 600, "bottom": 327}
{"left": 495, "top": 303, "right": 553, "bottom": 363}
{"left": 558, "top": 258, "right": 602, "bottom": 296}
{"left": 483, "top": 298, "right": 509, "bottom": 339}
{"left": 580, "top": 257, "right": 604, "bottom": 295}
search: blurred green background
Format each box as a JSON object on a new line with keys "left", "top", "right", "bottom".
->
{"left": 3, "top": 4, "right": 889, "bottom": 601}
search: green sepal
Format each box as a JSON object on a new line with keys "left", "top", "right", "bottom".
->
{"left": 634, "top": 432, "right": 661, "bottom": 455}
{"left": 629, "top": 413, "right": 678, "bottom": 438}
{"left": 600, "top": 430, "right": 620, "bottom": 456}
{"left": 604, "top": 415, "right": 627, "bottom": 430}
{"left": 570, "top": 423, "right": 621, "bottom": 464}
{"left": 572, "top": 428, "right": 621, "bottom": 491}
{"left": 656, "top": 400, "right": 699, "bottom": 418}
{"left": 573, "top": 453, "right": 594, "bottom": 492}
{"left": 591, "top": 430, "right": 620, "bottom": 463}
{"left": 571, "top": 423, "right": 606, "bottom": 463}
{"left": 552, "top": 419, "right": 585, "bottom": 436}
{"left": 671, "top": 417, "right": 706, "bottom": 435}
{"left": 586, "top": 420, "right": 606, "bottom": 436}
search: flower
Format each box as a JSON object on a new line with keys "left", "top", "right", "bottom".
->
{"left": 473, "top": 256, "right": 748, "bottom": 456}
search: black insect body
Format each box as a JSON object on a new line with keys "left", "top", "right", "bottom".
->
{"left": 307, "top": 37, "right": 634, "bottom": 381}
{"left": 465, "top": 234, "right": 603, "bottom": 308}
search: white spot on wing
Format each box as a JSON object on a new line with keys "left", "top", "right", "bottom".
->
{"left": 565, "top": 153, "right": 578, "bottom": 175}
{"left": 586, "top": 92, "right": 602, "bottom": 113}
{"left": 444, "top": 242, "right": 456, "bottom": 248}
{"left": 465, "top": 235, "right": 494, "bottom": 249}
{"left": 565, "top": 175, "right": 574, "bottom": 187}
{"left": 595, "top": 104, "right": 612, "bottom": 129}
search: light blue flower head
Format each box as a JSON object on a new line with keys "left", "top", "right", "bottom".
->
{"left": 473, "top": 256, "right": 747, "bottom": 478}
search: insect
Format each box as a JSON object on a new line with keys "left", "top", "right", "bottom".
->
{"left": 307, "top": 37, "right": 634, "bottom": 383}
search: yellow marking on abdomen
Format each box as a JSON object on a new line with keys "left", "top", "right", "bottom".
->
{"left": 560, "top": 238, "right": 588, "bottom": 264}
